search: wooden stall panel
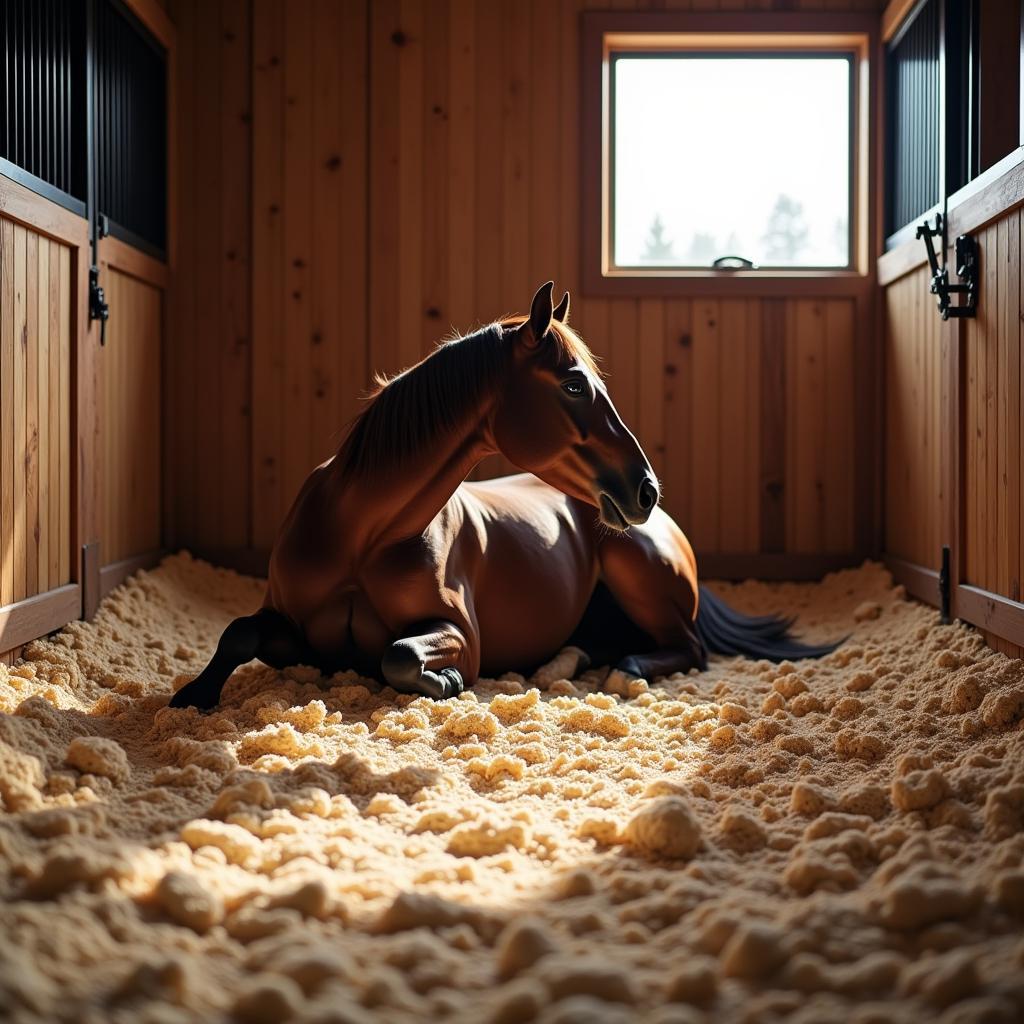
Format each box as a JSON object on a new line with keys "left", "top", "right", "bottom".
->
{"left": 0, "top": 222, "right": 73, "bottom": 607}
{"left": 100, "top": 268, "right": 163, "bottom": 566}
{"left": 963, "top": 212, "right": 1022, "bottom": 601}
{"left": 168, "top": 0, "right": 876, "bottom": 574}
{"left": 247, "top": 0, "right": 367, "bottom": 551}
{"left": 884, "top": 265, "right": 945, "bottom": 572}
{"left": 784, "top": 299, "right": 856, "bottom": 555}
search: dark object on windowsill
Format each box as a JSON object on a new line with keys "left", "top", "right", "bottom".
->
{"left": 711, "top": 255, "right": 757, "bottom": 270}
{"left": 916, "top": 213, "right": 978, "bottom": 320}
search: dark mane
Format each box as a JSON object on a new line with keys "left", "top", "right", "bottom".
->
{"left": 336, "top": 318, "right": 601, "bottom": 477}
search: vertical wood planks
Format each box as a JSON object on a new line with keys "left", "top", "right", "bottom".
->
{"left": 717, "top": 299, "right": 760, "bottom": 552}
{"left": 985, "top": 220, "right": 998, "bottom": 594}
{"left": 337, "top": 0, "right": 369, "bottom": 447}
{"left": 369, "top": 0, "right": 403, "bottom": 380}
{"left": 99, "top": 268, "right": 163, "bottom": 565}
{"left": 164, "top": 0, "right": 873, "bottom": 567}
{"left": 760, "top": 299, "right": 786, "bottom": 552}
{"left": 885, "top": 266, "right": 944, "bottom": 571}
{"left": 447, "top": 0, "right": 477, "bottom": 333}
{"left": 57, "top": 237, "right": 69, "bottom": 577}
{"left": 1010, "top": 211, "right": 1022, "bottom": 603}
{"left": 36, "top": 239, "right": 49, "bottom": 595}
{"left": 500, "top": 0, "right": 530, "bottom": 313}
{"left": 824, "top": 300, "right": 855, "bottom": 552}
{"left": 662, "top": 301, "right": 692, "bottom": 532}
{"left": 220, "top": 0, "right": 251, "bottom": 548}
{"left": 0, "top": 220, "right": 73, "bottom": 605}
{"left": 690, "top": 300, "right": 720, "bottom": 552}
{"left": 421, "top": 0, "right": 449, "bottom": 358}
{"left": 473, "top": 0, "right": 503, "bottom": 320}
{"left": 311, "top": 0, "right": 346, "bottom": 465}
{"left": 251, "top": 0, "right": 285, "bottom": 549}
{"left": 13, "top": 225, "right": 26, "bottom": 601}
{"left": 283, "top": 0, "right": 313, "bottom": 508}
{"left": 25, "top": 232, "right": 38, "bottom": 595}
{"left": 396, "top": 0, "right": 424, "bottom": 371}
{"left": 637, "top": 299, "right": 666, "bottom": 484}
{"left": 787, "top": 301, "right": 826, "bottom": 553}
{"left": 958, "top": 213, "right": 1023, "bottom": 601}
{"left": 193, "top": 0, "right": 224, "bottom": 548}
{"left": 1, "top": 221, "right": 12, "bottom": 606}
{"left": 171, "top": 0, "right": 197, "bottom": 551}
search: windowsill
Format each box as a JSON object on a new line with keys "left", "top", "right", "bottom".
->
{"left": 585, "top": 267, "right": 871, "bottom": 298}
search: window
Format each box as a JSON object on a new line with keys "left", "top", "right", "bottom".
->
{"left": 581, "top": 13, "right": 873, "bottom": 293}
{"left": 614, "top": 54, "right": 853, "bottom": 270}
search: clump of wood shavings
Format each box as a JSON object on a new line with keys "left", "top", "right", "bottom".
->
{"left": 2, "top": 552, "right": 1024, "bottom": 1024}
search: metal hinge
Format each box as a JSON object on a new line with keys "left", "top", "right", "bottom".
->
{"left": 916, "top": 213, "right": 978, "bottom": 321}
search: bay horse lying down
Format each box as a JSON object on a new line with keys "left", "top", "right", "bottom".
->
{"left": 171, "top": 282, "right": 837, "bottom": 710}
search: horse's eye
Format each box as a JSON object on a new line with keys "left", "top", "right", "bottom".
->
{"left": 562, "top": 378, "right": 586, "bottom": 397}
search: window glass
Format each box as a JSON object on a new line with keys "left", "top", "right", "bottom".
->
{"left": 612, "top": 54, "right": 852, "bottom": 269}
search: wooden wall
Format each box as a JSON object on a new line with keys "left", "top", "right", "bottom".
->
{"left": 963, "top": 210, "right": 1022, "bottom": 604}
{"left": 883, "top": 264, "right": 946, "bottom": 572}
{"left": 883, "top": 202, "right": 1024, "bottom": 656}
{"left": 0, "top": 221, "right": 73, "bottom": 608}
{"left": 168, "top": 0, "right": 883, "bottom": 574}
{"left": 100, "top": 267, "right": 164, "bottom": 566}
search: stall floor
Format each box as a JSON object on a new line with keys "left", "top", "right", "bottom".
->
{"left": 2, "top": 554, "right": 1023, "bottom": 1023}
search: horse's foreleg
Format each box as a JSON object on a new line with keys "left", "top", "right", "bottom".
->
{"left": 169, "top": 608, "right": 305, "bottom": 711}
{"left": 381, "top": 620, "right": 471, "bottom": 700}
{"left": 597, "top": 523, "right": 707, "bottom": 680}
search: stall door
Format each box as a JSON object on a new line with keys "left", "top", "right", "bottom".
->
{"left": 953, "top": 211, "right": 1024, "bottom": 653}
{"left": 93, "top": 0, "right": 171, "bottom": 599}
{"left": 0, "top": 1, "right": 91, "bottom": 658}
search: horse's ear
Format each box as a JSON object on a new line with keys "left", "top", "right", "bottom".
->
{"left": 552, "top": 290, "right": 570, "bottom": 324}
{"left": 524, "top": 281, "right": 554, "bottom": 348}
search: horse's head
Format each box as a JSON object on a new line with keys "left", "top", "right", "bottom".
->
{"left": 492, "top": 282, "right": 659, "bottom": 531}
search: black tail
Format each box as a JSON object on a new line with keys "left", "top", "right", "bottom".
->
{"left": 695, "top": 585, "right": 842, "bottom": 663}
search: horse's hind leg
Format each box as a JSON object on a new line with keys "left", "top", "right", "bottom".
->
{"left": 381, "top": 620, "right": 472, "bottom": 700}
{"left": 169, "top": 608, "right": 305, "bottom": 711}
{"left": 617, "top": 648, "right": 701, "bottom": 680}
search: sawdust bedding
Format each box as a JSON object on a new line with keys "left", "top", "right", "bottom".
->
{"left": 2, "top": 552, "right": 1024, "bottom": 1024}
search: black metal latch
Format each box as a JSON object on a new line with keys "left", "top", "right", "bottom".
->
{"left": 89, "top": 265, "right": 109, "bottom": 345}
{"left": 916, "top": 213, "right": 978, "bottom": 320}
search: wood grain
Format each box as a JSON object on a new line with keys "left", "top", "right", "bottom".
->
{"left": 0, "top": 218, "right": 74, "bottom": 611}
{"left": 99, "top": 267, "right": 163, "bottom": 566}
{"left": 166, "top": 0, "right": 875, "bottom": 573}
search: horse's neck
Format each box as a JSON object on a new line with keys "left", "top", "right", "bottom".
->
{"left": 332, "top": 406, "right": 497, "bottom": 551}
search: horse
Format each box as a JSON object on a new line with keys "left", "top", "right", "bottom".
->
{"left": 170, "top": 282, "right": 837, "bottom": 711}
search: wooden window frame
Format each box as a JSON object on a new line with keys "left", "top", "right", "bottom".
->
{"left": 581, "top": 12, "right": 879, "bottom": 299}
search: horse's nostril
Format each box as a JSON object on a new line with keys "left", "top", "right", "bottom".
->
{"left": 638, "top": 477, "right": 658, "bottom": 511}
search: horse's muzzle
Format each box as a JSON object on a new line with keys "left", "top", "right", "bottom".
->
{"left": 599, "top": 476, "right": 658, "bottom": 530}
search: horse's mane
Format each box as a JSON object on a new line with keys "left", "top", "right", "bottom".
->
{"left": 336, "top": 317, "right": 600, "bottom": 477}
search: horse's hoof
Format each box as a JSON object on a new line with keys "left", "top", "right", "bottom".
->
{"left": 168, "top": 687, "right": 219, "bottom": 712}
{"left": 417, "top": 668, "right": 464, "bottom": 700}
{"left": 616, "top": 656, "right": 644, "bottom": 679}
{"left": 438, "top": 668, "right": 464, "bottom": 698}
